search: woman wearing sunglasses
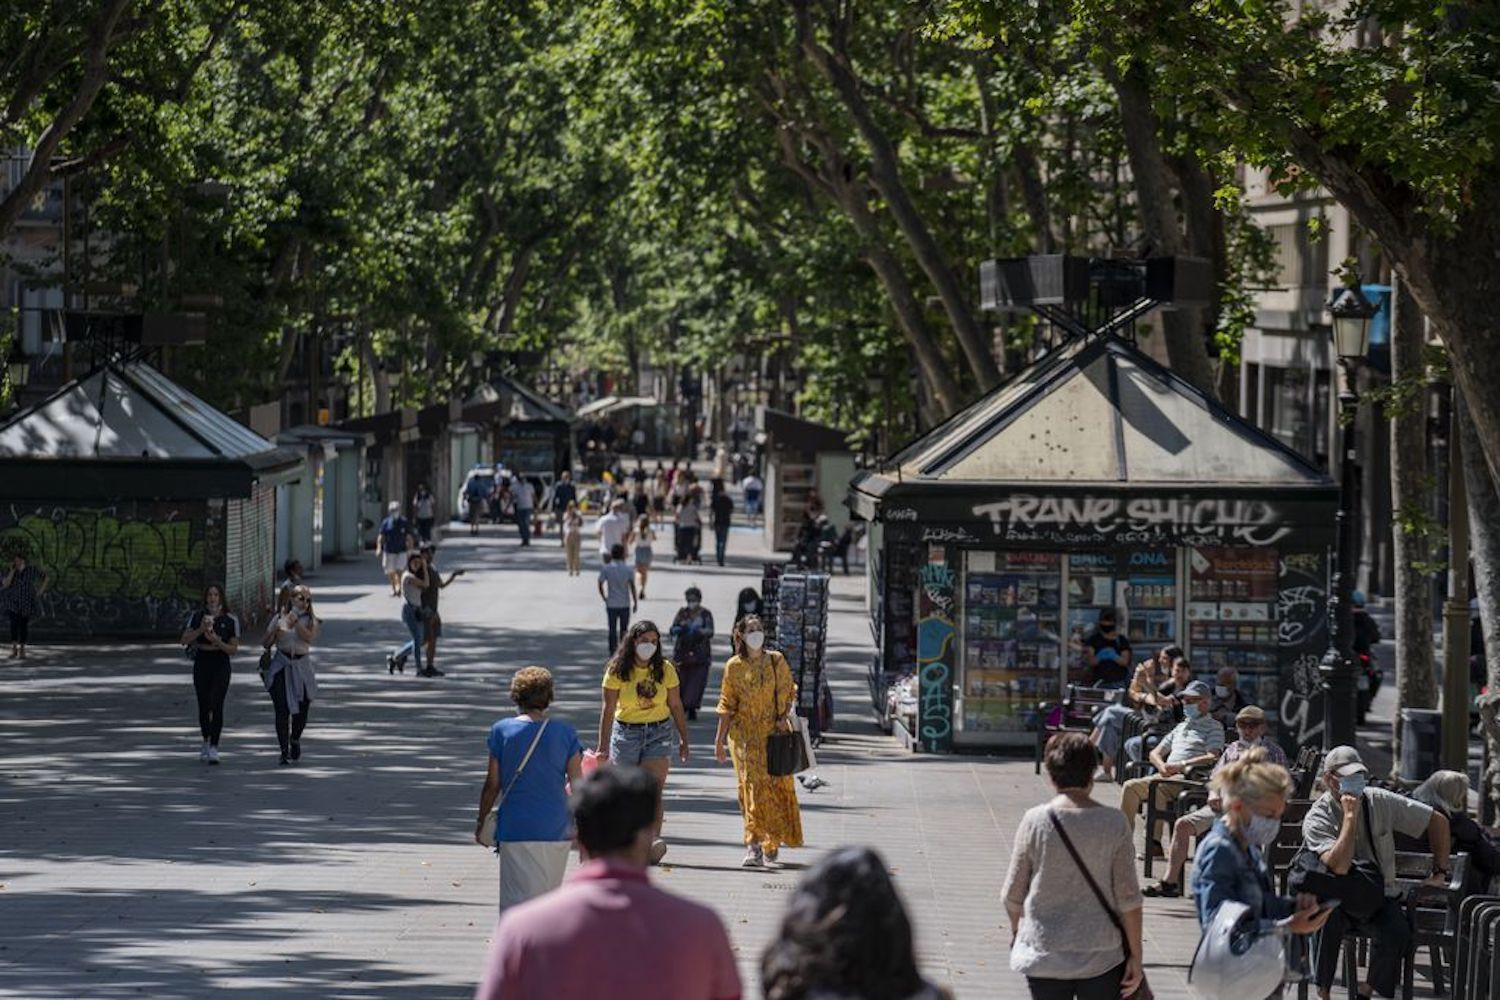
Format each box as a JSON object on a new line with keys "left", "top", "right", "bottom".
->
{"left": 596, "top": 620, "right": 690, "bottom": 864}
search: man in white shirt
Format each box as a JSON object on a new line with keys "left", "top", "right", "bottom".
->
{"left": 596, "top": 499, "right": 632, "bottom": 563}
{"left": 740, "top": 473, "right": 763, "bottom": 525}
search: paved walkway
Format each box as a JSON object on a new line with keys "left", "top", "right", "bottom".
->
{"left": 0, "top": 513, "right": 1443, "bottom": 997}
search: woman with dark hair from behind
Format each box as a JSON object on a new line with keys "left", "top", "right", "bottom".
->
{"left": 180, "top": 583, "right": 240, "bottom": 764}
{"left": 1002, "top": 731, "right": 1143, "bottom": 999}
{"left": 761, "top": 846, "right": 950, "bottom": 1000}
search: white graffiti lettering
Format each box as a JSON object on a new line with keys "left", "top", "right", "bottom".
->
{"left": 887, "top": 508, "right": 918, "bottom": 522}
{"left": 972, "top": 495, "right": 1292, "bottom": 545}
{"left": 921, "top": 526, "right": 979, "bottom": 544}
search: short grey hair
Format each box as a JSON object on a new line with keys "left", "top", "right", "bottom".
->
{"left": 1412, "top": 770, "right": 1468, "bottom": 813}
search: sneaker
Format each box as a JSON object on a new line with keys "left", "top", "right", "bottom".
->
{"left": 649, "top": 838, "right": 668, "bottom": 865}
{"left": 426, "top": 667, "right": 445, "bottom": 677}
{"left": 762, "top": 848, "right": 783, "bottom": 870}
{"left": 1143, "top": 881, "right": 1181, "bottom": 898}
{"left": 279, "top": 751, "right": 291, "bottom": 766}
{"left": 387, "top": 654, "right": 396, "bottom": 675}
{"left": 290, "top": 741, "right": 302, "bottom": 761}
{"left": 207, "top": 745, "right": 220, "bottom": 765}
{"left": 741, "top": 845, "right": 763, "bottom": 868}
{"left": 199, "top": 742, "right": 211, "bottom": 763}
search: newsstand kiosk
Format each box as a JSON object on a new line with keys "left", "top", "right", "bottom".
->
{"left": 849, "top": 334, "right": 1338, "bottom": 755}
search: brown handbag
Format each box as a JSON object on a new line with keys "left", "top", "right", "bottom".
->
{"left": 1047, "top": 809, "right": 1154, "bottom": 1000}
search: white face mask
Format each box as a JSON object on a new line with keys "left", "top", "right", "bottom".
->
{"left": 1214, "top": 685, "right": 1230, "bottom": 699}
{"left": 745, "top": 631, "right": 766, "bottom": 651}
{"left": 635, "top": 642, "right": 657, "bottom": 661}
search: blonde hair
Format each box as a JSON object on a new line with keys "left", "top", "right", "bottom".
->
{"left": 1412, "top": 770, "right": 1468, "bottom": 813}
{"left": 1209, "top": 747, "right": 1293, "bottom": 806}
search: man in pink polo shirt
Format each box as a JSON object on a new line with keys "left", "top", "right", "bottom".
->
{"left": 475, "top": 766, "right": 743, "bottom": 1000}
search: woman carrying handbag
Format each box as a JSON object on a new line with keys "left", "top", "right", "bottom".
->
{"left": 713, "top": 615, "right": 804, "bottom": 870}
{"left": 1003, "top": 732, "right": 1147, "bottom": 1000}
{"left": 476, "top": 667, "right": 583, "bottom": 912}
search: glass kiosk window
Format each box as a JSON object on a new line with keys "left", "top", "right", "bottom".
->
{"left": 961, "top": 552, "right": 1062, "bottom": 735}
{"left": 1123, "top": 549, "right": 1178, "bottom": 648}
{"left": 1188, "top": 546, "right": 1280, "bottom": 705}
{"left": 1066, "top": 551, "right": 1116, "bottom": 681}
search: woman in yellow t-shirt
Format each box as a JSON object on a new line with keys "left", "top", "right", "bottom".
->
{"left": 713, "top": 614, "right": 803, "bottom": 869}
{"left": 596, "top": 619, "right": 690, "bottom": 864}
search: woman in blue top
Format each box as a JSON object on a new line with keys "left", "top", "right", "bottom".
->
{"left": 475, "top": 666, "right": 583, "bottom": 912}
{"left": 1192, "top": 749, "right": 1330, "bottom": 991}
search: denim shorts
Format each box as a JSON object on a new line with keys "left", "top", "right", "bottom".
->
{"left": 609, "top": 719, "right": 675, "bottom": 765}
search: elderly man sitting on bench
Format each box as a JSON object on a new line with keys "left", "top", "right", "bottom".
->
{"left": 1118, "top": 681, "right": 1224, "bottom": 852}
{"left": 1144, "top": 704, "right": 1285, "bottom": 897}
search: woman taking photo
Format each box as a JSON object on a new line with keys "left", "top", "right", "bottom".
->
{"left": 1089, "top": 643, "right": 1183, "bottom": 781}
{"left": 597, "top": 620, "right": 689, "bottom": 864}
{"left": 2, "top": 551, "right": 48, "bottom": 660}
{"left": 475, "top": 666, "right": 584, "bottom": 912}
{"left": 632, "top": 514, "right": 656, "bottom": 599}
{"left": 180, "top": 584, "right": 240, "bottom": 764}
{"left": 389, "top": 551, "right": 429, "bottom": 676}
{"left": 713, "top": 615, "right": 803, "bottom": 869}
{"left": 262, "top": 585, "right": 320, "bottom": 766}
{"left": 1002, "top": 732, "right": 1143, "bottom": 999}
{"left": 669, "top": 586, "right": 714, "bottom": 719}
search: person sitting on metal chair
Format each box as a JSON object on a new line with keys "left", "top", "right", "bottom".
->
{"left": 1118, "top": 681, "right": 1224, "bottom": 854}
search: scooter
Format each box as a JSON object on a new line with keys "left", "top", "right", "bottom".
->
{"left": 1355, "top": 650, "right": 1383, "bottom": 725}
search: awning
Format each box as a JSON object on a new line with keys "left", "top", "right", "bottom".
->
{"left": 576, "top": 396, "right": 621, "bottom": 418}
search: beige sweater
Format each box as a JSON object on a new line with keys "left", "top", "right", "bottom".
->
{"left": 1002, "top": 796, "right": 1143, "bottom": 980}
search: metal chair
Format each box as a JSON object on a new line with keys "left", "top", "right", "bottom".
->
{"left": 1399, "top": 851, "right": 1471, "bottom": 997}
{"left": 1033, "top": 685, "right": 1118, "bottom": 774}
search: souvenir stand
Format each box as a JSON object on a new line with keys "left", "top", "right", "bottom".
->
{"left": 762, "top": 563, "right": 831, "bottom": 737}
{"left": 848, "top": 334, "right": 1339, "bottom": 754}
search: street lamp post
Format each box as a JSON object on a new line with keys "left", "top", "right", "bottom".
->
{"left": 1320, "top": 283, "right": 1377, "bottom": 749}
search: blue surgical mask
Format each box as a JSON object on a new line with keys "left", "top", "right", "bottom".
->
{"left": 1339, "top": 774, "right": 1367, "bottom": 796}
{"left": 1183, "top": 703, "right": 1203, "bottom": 720}
{"left": 1245, "top": 811, "right": 1281, "bottom": 848}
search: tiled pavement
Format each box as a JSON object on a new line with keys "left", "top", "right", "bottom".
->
{"left": 0, "top": 515, "right": 1441, "bottom": 998}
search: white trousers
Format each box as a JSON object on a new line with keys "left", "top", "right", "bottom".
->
{"left": 498, "top": 840, "right": 572, "bottom": 913}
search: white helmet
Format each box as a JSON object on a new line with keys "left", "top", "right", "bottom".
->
{"left": 1188, "top": 900, "right": 1286, "bottom": 999}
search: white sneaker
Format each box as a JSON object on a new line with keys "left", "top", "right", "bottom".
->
{"left": 207, "top": 745, "right": 220, "bottom": 765}
{"left": 762, "top": 849, "right": 783, "bottom": 870}
{"left": 741, "top": 845, "right": 763, "bottom": 868}
{"left": 199, "top": 742, "right": 211, "bottom": 763}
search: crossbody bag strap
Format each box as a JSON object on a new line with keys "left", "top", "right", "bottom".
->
{"left": 1047, "top": 808, "right": 1131, "bottom": 960}
{"left": 498, "top": 719, "right": 550, "bottom": 809}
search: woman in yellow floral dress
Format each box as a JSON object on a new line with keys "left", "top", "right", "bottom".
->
{"left": 713, "top": 614, "right": 804, "bottom": 868}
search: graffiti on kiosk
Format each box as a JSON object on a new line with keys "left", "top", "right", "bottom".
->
{"left": 886, "top": 508, "right": 918, "bottom": 522}
{"left": 971, "top": 495, "right": 1292, "bottom": 545}
{"left": 919, "top": 562, "right": 956, "bottom": 615}
{"left": 1278, "top": 652, "right": 1324, "bottom": 746}
{"left": 919, "top": 660, "right": 952, "bottom": 743}
{"left": 0, "top": 505, "right": 205, "bottom": 627}
{"left": 921, "top": 526, "right": 979, "bottom": 544}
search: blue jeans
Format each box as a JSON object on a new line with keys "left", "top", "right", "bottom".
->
{"left": 714, "top": 524, "right": 730, "bottom": 565}
{"left": 608, "top": 719, "right": 675, "bottom": 765}
{"left": 606, "top": 606, "right": 630, "bottom": 655}
{"left": 397, "top": 603, "right": 426, "bottom": 673}
{"left": 516, "top": 508, "right": 532, "bottom": 545}
{"left": 1094, "top": 704, "right": 1134, "bottom": 762}
{"left": 1124, "top": 735, "right": 1145, "bottom": 765}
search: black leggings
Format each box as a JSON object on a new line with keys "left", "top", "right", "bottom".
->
{"left": 268, "top": 675, "right": 312, "bottom": 752}
{"left": 1026, "top": 963, "right": 1125, "bottom": 1000}
{"left": 8, "top": 613, "right": 28, "bottom": 644}
{"left": 193, "top": 656, "right": 232, "bottom": 745}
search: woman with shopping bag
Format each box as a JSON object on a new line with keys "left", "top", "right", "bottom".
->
{"left": 713, "top": 615, "right": 804, "bottom": 870}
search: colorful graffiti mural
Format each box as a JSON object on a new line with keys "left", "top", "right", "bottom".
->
{"left": 916, "top": 554, "right": 956, "bottom": 751}
{"left": 0, "top": 503, "right": 207, "bottom": 634}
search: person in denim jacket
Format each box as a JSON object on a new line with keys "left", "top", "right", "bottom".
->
{"left": 1193, "top": 749, "right": 1330, "bottom": 944}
